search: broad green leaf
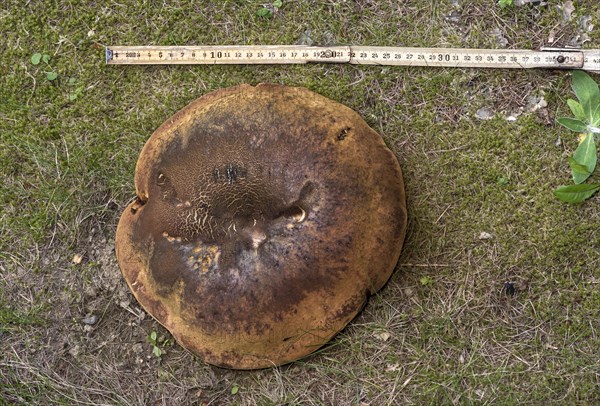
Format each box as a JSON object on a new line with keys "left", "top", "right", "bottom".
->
{"left": 591, "top": 103, "right": 600, "bottom": 126}
{"left": 47, "top": 71, "right": 58, "bottom": 81}
{"left": 571, "top": 133, "right": 597, "bottom": 183}
{"left": 572, "top": 70, "right": 600, "bottom": 124}
{"left": 568, "top": 157, "right": 591, "bottom": 176}
{"left": 31, "top": 53, "right": 42, "bottom": 65}
{"left": 554, "top": 183, "right": 600, "bottom": 203}
{"left": 231, "top": 384, "right": 239, "bottom": 395}
{"left": 256, "top": 7, "right": 272, "bottom": 17}
{"left": 273, "top": 0, "right": 283, "bottom": 8}
{"left": 153, "top": 345, "right": 162, "bottom": 357}
{"left": 150, "top": 331, "right": 157, "bottom": 341}
{"left": 567, "top": 99, "right": 586, "bottom": 122}
{"left": 42, "top": 54, "right": 50, "bottom": 63}
{"left": 557, "top": 117, "right": 588, "bottom": 133}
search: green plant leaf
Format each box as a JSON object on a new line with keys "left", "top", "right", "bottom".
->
{"left": 554, "top": 183, "right": 600, "bottom": 203}
{"left": 42, "top": 54, "right": 50, "bottom": 64}
{"left": 568, "top": 157, "right": 592, "bottom": 176}
{"left": 557, "top": 117, "right": 588, "bottom": 133}
{"left": 153, "top": 345, "right": 162, "bottom": 358}
{"left": 592, "top": 105, "right": 600, "bottom": 127}
{"left": 571, "top": 133, "right": 597, "bottom": 184}
{"left": 231, "top": 384, "right": 239, "bottom": 395}
{"left": 273, "top": 0, "right": 283, "bottom": 7}
{"left": 572, "top": 70, "right": 600, "bottom": 125}
{"left": 31, "top": 53, "right": 42, "bottom": 65}
{"left": 256, "top": 7, "right": 272, "bottom": 17}
{"left": 567, "top": 99, "right": 586, "bottom": 122}
{"left": 419, "top": 276, "right": 432, "bottom": 286}
{"left": 150, "top": 331, "right": 157, "bottom": 341}
{"left": 46, "top": 71, "right": 58, "bottom": 81}
{"left": 69, "top": 86, "right": 84, "bottom": 101}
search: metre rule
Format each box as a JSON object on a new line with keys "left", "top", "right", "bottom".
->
{"left": 106, "top": 45, "right": 600, "bottom": 72}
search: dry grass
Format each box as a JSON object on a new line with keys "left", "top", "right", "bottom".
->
{"left": 1, "top": 0, "right": 599, "bottom": 404}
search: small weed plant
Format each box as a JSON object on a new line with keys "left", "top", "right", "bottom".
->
{"left": 498, "top": 0, "right": 513, "bottom": 9}
{"left": 256, "top": 0, "right": 282, "bottom": 17}
{"left": 148, "top": 330, "right": 162, "bottom": 358}
{"left": 31, "top": 52, "right": 58, "bottom": 81}
{"left": 555, "top": 71, "right": 600, "bottom": 203}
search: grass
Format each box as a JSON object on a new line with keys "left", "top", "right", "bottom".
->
{"left": 1, "top": 0, "right": 599, "bottom": 404}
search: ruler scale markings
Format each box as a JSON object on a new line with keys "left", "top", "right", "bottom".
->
{"left": 348, "top": 47, "right": 582, "bottom": 69}
{"left": 106, "top": 45, "right": 599, "bottom": 72}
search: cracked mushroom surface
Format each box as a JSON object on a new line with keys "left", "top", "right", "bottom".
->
{"left": 116, "top": 83, "right": 407, "bottom": 369}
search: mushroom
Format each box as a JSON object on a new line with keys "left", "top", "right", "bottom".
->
{"left": 116, "top": 83, "right": 407, "bottom": 369}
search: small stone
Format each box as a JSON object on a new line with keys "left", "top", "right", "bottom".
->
{"left": 558, "top": 1, "right": 575, "bottom": 21}
{"left": 82, "top": 314, "right": 98, "bottom": 325}
{"left": 580, "top": 15, "right": 594, "bottom": 32}
{"left": 69, "top": 345, "right": 81, "bottom": 357}
{"left": 505, "top": 112, "right": 520, "bottom": 122}
{"left": 374, "top": 331, "right": 391, "bottom": 342}
{"left": 296, "top": 30, "right": 313, "bottom": 46}
{"left": 479, "top": 232, "right": 493, "bottom": 240}
{"left": 72, "top": 253, "right": 83, "bottom": 264}
{"left": 556, "top": 136, "right": 562, "bottom": 147}
{"left": 526, "top": 95, "right": 547, "bottom": 112}
{"left": 321, "top": 31, "right": 336, "bottom": 46}
{"left": 475, "top": 108, "right": 494, "bottom": 120}
{"left": 445, "top": 11, "right": 461, "bottom": 24}
{"left": 490, "top": 28, "right": 508, "bottom": 48}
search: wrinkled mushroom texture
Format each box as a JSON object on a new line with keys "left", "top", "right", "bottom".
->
{"left": 116, "top": 83, "right": 407, "bottom": 369}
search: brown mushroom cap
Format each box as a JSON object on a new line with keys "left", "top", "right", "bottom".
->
{"left": 116, "top": 83, "right": 407, "bottom": 369}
